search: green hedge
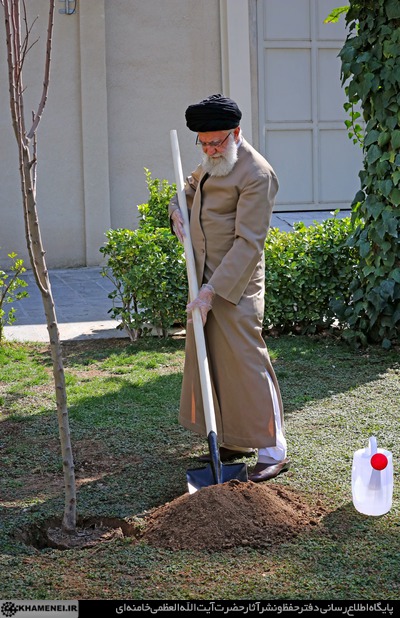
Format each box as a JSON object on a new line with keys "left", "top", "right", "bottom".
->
{"left": 0, "top": 251, "right": 29, "bottom": 344}
{"left": 100, "top": 170, "right": 187, "bottom": 340}
{"left": 264, "top": 217, "right": 357, "bottom": 335}
{"left": 100, "top": 227, "right": 187, "bottom": 340}
{"left": 337, "top": 0, "right": 400, "bottom": 349}
{"left": 100, "top": 172, "right": 358, "bottom": 339}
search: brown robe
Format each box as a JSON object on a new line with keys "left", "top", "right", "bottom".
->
{"left": 169, "top": 138, "right": 283, "bottom": 448}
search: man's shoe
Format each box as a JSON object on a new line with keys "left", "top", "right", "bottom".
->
{"left": 196, "top": 447, "right": 256, "bottom": 463}
{"left": 248, "top": 458, "right": 291, "bottom": 483}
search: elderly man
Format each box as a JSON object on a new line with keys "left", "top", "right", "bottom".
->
{"left": 169, "top": 94, "right": 290, "bottom": 482}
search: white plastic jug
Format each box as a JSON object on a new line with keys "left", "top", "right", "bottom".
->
{"left": 352, "top": 436, "right": 393, "bottom": 516}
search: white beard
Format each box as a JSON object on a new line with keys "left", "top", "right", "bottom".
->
{"left": 201, "top": 135, "right": 238, "bottom": 177}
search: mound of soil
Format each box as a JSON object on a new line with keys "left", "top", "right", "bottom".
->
{"left": 18, "top": 480, "right": 326, "bottom": 552}
{"left": 141, "top": 479, "right": 325, "bottom": 551}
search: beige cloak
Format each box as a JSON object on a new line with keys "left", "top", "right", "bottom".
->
{"left": 169, "top": 138, "right": 283, "bottom": 448}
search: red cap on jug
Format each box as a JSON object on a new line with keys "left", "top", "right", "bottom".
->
{"left": 371, "top": 453, "right": 388, "bottom": 471}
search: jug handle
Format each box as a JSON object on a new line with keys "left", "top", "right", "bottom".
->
{"left": 369, "top": 436, "right": 377, "bottom": 456}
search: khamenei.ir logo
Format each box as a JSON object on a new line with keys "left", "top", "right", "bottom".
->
{"left": 0, "top": 602, "right": 78, "bottom": 618}
{"left": 0, "top": 603, "right": 17, "bottom": 618}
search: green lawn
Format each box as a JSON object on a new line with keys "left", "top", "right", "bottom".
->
{"left": 0, "top": 335, "right": 399, "bottom": 600}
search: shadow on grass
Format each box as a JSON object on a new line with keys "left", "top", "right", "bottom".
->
{"left": 53, "top": 334, "right": 400, "bottom": 416}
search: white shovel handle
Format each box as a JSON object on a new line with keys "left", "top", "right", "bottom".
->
{"left": 170, "top": 129, "right": 217, "bottom": 436}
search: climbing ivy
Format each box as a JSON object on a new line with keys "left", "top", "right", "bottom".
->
{"left": 335, "top": 0, "right": 400, "bottom": 348}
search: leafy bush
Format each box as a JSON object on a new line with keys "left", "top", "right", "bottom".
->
{"left": 0, "top": 251, "right": 29, "bottom": 344}
{"left": 101, "top": 170, "right": 358, "bottom": 340}
{"left": 137, "top": 168, "right": 176, "bottom": 230}
{"left": 264, "top": 216, "right": 357, "bottom": 335}
{"left": 100, "top": 171, "right": 188, "bottom": 339}
{"left": 337, "top": 0, "right": 400, "bottom": 348}
{"left": 100, "top": 227, "right": 187, "bottom": 340}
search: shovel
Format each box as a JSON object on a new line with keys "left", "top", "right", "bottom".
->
{"left": 170, "top": 130, "right": 248, "bottom": 494}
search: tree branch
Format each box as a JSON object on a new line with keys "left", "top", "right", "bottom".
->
{"left": 27, "top": 0, "right": 54, "bottom": 138}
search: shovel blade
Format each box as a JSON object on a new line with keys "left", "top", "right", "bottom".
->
{"left": 187, "top": 462, "right": 248, "bottom": 494}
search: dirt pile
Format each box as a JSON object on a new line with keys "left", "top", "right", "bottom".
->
{"left": 142, "top": 479, "right": 325, "bottom": 551}
{"left": 19, "top": 480, "right": 326, "bottom": 552}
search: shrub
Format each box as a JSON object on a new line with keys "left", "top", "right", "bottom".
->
{"left": 264, "top": 215, "right": 358, "bottom": 335}
{"left": 0, "top": 251, "right": 29, "bottom": 344}
{"left": 100, "top": 227, "right": 187, "bottom": 340}
{"left": 100, "top": 171, "right": 188, "bottom": 339}
{"left": 101, "top": 170, "right": 358, "bottom": 340}
{"left": 137, "top": 168, "right": 176, "bottom": 230}
{"left": 337, "top": 0, "right": 400, "bottom": 348}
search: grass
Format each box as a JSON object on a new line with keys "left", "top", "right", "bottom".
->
{"left": 0, "top": 334, "right": 399, "bottom": 600}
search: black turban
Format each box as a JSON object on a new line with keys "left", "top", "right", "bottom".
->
{"left": 185, "top": 94, "right": 242, "bottom": 132}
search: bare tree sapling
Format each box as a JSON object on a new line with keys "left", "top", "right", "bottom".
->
{"left": 1, "top": 0, "right": 76, "bottom": 532}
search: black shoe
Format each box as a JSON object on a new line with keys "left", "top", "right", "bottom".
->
{"left": 248, "top": 458, "right": 291, "bottom": 482}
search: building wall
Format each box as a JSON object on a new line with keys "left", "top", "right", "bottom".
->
{"left": 0, "top": 0, "right": 359, "bottom": 270}
{"left": 104, "top": 0, "right": 222, "bottom": 231}
{"left": 0, "top": 0, "right": 222, "bottom": 269}
{"left": 0, "top": 0, "right": 86, "bottom": 268}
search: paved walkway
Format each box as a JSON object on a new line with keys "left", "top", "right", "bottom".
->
{"left": 3, "top": 210, "right": 349, "bottom": 343}
{"left": 3, "top": 267, "right": 125, "bottom": 343}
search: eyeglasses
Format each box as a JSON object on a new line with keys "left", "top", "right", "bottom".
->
{"left": 196, "top": 132, "right": 232, "bottom": 149}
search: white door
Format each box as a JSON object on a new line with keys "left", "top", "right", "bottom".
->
{"left": 257, "top": 0, "right": 363, "bottom": 212}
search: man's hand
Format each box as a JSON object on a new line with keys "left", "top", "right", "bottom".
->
{"left": 171, "top": 208, "right": 185, "bottom": 243}
{"left": 186, "top": 284, "right": 215, "bottom": 326}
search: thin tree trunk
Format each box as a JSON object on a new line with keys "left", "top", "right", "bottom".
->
{"left": 2, "top": 0, "right": 76, "bottom": 532}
